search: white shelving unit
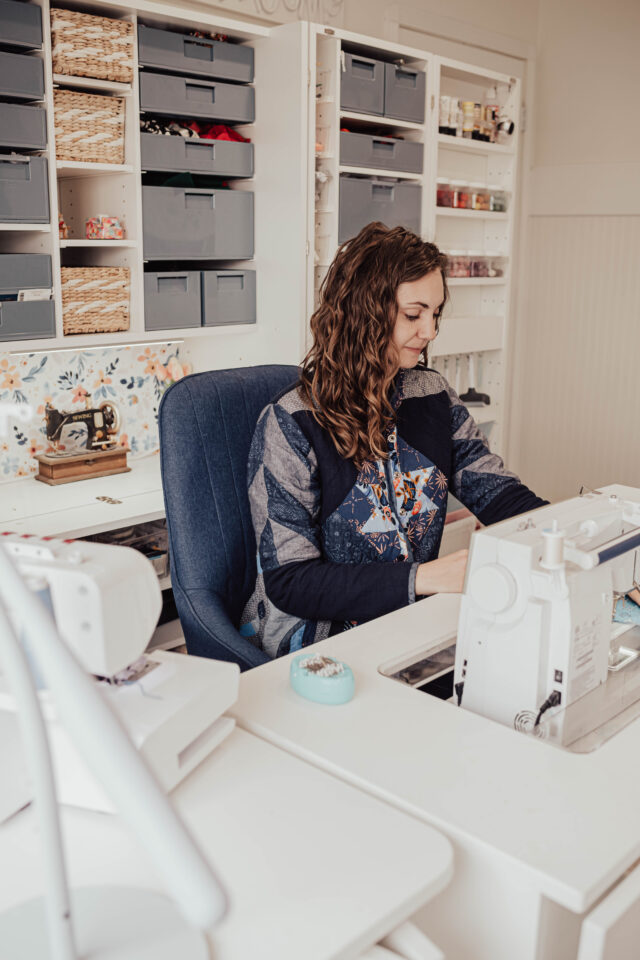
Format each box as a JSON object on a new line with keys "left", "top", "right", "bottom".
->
{"left": 1, "top": 1, "right": 309, "bottom": 370}
{"left": 307, "top": 27, "right": 521, "bottom": 456}
{"left": 430, "top": 57, "right": 520, "bottom": 453}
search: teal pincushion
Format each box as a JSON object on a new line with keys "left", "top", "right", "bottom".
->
{"left": 289, "top": 653, "right": 355, "bottom": 705}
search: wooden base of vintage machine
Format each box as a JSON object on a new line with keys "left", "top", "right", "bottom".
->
{"left": 34, "top": 447, "right": 131, "bottom": 485}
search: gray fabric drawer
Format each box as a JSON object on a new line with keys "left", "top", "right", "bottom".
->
{"left": 138, "top": 24, "right": 253, "bottom": 83}
{"left": 202, "top": 269, "right": 255, "bottom": 326}
{"left": 0, "top": 0, "right": 42, "bottom": 49}
{"left": 0, "top": 252, "right": 51, "bottom": 291}
{"left": 0, "top": 299, "right": 55, "bottom": 340}
{"left": 338, "top": 176, "right": 421, "bottom": 243}
{"left": 383, "top": 63, "right": 426, "bottom": 123}
{"left": 0, "top": 49, "right": 44, "bottom": 99}
{"left": 139, "top": 73, "right": 254, "bottom": 123}
{"left": 0, "top": 102, "right": 47, "bottom": 149}
{"left": 340, "top": 131, "right": 423, "bottom": 173}
{"left": 0, "top": 155, "right": 49, "bottom": 222}
{"left": 340, "top": 53, "right": 384, "bottom": 116}
{"left": 140, "top": 132, "right": 253, "bottom": 177}
{"left": 142, "top": 186, "right": 254, "bottom": 260}
{"left": 144, "top": 271, "right": 201, "bottom": 330}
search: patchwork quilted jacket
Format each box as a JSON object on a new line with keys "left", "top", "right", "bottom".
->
{"left": 240, "top": 368, "right": 546, "bottom": 658}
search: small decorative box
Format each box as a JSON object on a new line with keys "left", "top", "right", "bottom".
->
{"left": 85, "top": 216, "right": 125, "bottom": 240}
{"left": 289, "top": 653, "right": 355, "bottom": 705}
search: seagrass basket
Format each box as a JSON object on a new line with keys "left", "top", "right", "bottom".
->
{"left": 61, "top": 267, "right": 130, "bottom": 335}
{"left": 50, "top": 8, "right": 134, "bottom": 83}
{"left": 54, "top": 89, "right": 125, "bottom": 164}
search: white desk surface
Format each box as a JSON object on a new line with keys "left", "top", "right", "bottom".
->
{"left": 0, "top": 727, "right": 453, "bottom": 960}
{"left": 231, "top": 594, "right": 640, "bottom": 914}
{"left": 0, "top": 456, "right": 164, "bottom": 538}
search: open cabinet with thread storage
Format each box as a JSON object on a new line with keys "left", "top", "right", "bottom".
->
{"left": 308, "top": 25, "right": 521, "bottom": 458}
{"left": 0, "top": 0, "right": 310, "bottom": 371}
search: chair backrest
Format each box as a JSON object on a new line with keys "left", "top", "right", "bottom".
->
{"left": 158, "top": 364, "right": 299, "bottom": 664}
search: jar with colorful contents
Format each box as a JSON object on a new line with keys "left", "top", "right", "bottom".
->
{"left": 470, "top": 183, "right": 490, "bottom": 211}
{"left": 451, "top": 180, "right": 470, "bottom": 209}
{"left": 436, "top": 179, "right": 453, "bottom": 207}
{"left": 447, "top": 251, "right": 471, "bottom": 278}
{"left": 469, "top": 252, "right": 489, "bottom": 277}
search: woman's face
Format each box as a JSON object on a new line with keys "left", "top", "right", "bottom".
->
{"left": 392, "top": 270, "right": 445, "bottom": 369}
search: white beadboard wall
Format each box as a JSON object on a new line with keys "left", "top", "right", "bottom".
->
{"left": 510, "top": 214, "right": 640, "bottom": 502}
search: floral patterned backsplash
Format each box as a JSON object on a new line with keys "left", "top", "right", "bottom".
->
{"left": 0, "top": 343, "right": 191, "bottom": 482}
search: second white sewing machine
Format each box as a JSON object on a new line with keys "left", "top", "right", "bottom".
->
{"left": 0, "top": 533, "right": 239, "bottom": 811}
{"left": 455, "top": 484, "right": 640, "bottom": 745}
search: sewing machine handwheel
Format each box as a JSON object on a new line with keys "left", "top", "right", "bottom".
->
{"left": 99, "top": 401, "right": 120, "bottom": 436}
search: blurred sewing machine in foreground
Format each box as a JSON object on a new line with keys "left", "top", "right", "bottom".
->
{"left": 0, "top": 533, "right": 238, "bottom": 811}
{"left": 456, "top": 485, "right": 640, "bottom": 748}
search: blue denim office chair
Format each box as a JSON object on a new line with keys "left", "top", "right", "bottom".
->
{"left": 159, "top": 364, "right": 299, "bottom": 669}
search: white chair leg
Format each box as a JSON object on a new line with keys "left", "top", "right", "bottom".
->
{"left": 380, "top": 920, "right": 444, "bottom": 960}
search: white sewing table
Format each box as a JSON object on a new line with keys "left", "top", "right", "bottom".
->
{"left": 230, "top": 594, "right": 640, "bottom": 960}
{"left": 0, "top": 727, "right": 452, "bottom": 960}
{"left": 0, "top": 455, "right": 163, "bottom": 539}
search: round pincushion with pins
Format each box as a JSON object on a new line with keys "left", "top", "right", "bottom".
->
{"left": 289, "top": 653, "right": 355, "bottom": 705}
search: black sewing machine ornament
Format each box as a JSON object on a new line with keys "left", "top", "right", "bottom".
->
{"left": 34, "top": 400, "right": 130, "bottom": 485}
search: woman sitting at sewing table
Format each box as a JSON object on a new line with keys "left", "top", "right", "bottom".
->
{"left": 240, "top": 222, "right": 635, "bottom": 658}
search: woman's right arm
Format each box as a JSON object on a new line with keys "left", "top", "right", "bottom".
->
{"left": 415, "top": 549, "right": 469, "bottom": 596}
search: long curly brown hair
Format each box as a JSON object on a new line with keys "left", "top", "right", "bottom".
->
{"left": 299, "top": 222, "right": 448, "bottom": 467}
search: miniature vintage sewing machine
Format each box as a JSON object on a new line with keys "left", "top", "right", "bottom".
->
{"left": 34, "top": 400, "right": 129, "bottom": 485}
{"left": 455, "top": 485, "right": 640, "bottom": 749}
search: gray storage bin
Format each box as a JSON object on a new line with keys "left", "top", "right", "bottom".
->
{"left": 0, "top": 155, "right": 49, "bottom": 222}
{"left": 139, "top": 72, "right": 254, "bottom": 123}
{"left": 340, "top": 52, "right": 384, "bottom": 116}
{"left": 202, "top": 269, "right": 255, "bottom": 326}
{"left": 140, "top": 132, "right": 253, "bottom": 177}
{"left": 340, "top": 131, "right": 423, "bottom": 173}
{"left": 138, "top": 24, "right": 253, "bottom": 83}
{"left": 0, "top": 49, "right": 44, "bottom": 99}
{"left": 0, "top": 298, "right": 54, "bottom": 340}
{"left": 0, "top": 0, "right": 42, "bottom": 49}
{"left": 0, "top": 253, "right": 54, "bottom": 341}
{"left": 383, "top": 63, "right": 426, "bottom": 123}
{"left": 142, "top": 186, "right": 253, "bottom": 260}
{"left": 144, "top": 271, "right": 201, "bottom": 330}
{"left": 338, "top": 175, "right": 421, "bottom": 243}
{"left": 0, "top": 102, "right": 47, "bottom": 149}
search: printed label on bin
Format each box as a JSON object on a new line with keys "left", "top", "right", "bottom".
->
{"left": 18, "top": 288, "right": 52, "bottom": 302}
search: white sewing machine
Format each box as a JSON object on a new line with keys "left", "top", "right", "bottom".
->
{"left": 0, "top": 533, "right": 239, "bottom": 811}
{"left": 455, "top": 485, "right": 640, "bottom": 742}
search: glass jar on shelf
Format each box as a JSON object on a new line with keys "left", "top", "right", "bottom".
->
{"left": 451, "top": 180, "right": 470, "bottom": 209}
{"left": 469, "top": 251, "right": 489, "bottom": 277}
{"left": 489, "top": 187, "right": 508, "bottom": 212}
{"left": 447, "top": 251, "right": 471, "bottom": 278}
{"left": 485, "top": 252, "right": 505, "bottom": 278}
{"left": 470, "top": 182, "right": 490, "bottom": 211}
{"left": 436, "top": 179, "right": 453, "bottom": 207}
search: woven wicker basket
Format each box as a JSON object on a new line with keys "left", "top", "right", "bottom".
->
{"left": 61, "top": 267, "right": 130, "bottom": 335}
{"left": 54, "top": 89, "right": 125, "bottom": 164}
{"left": 51, "top": 8, "right": 134, "bottom": 83}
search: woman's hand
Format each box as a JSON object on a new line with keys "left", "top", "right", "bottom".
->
{"left": 415, "top": 549, "right": 469, "bottom": 596}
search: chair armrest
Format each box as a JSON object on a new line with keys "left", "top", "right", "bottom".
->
{"left": 173, "top": 584, "right": 270, "bottom": 671}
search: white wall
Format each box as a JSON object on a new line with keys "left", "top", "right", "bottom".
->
{"left": 508, "top": 0, "right": 640, "bottom": 501}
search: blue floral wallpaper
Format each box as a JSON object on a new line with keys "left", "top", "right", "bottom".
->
{"left": 0, "top": 343, "right": 191, "bottom": 482}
